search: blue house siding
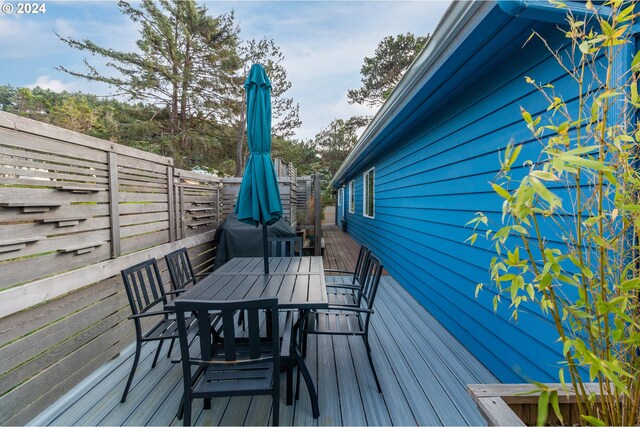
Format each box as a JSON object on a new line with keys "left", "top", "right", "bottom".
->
{"left": 336, "top": 186, "right": 345, "bottom": 227}
{"left": 338, "top": 15, "right": 602, "bottom": 382}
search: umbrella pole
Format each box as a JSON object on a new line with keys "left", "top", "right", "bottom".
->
{"left": 263, "top": 224, "right": 269, "bottom": 274}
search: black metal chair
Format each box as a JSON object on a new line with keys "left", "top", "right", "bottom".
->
{"left": 165, "top": 247, "right": 208, "bottom": 294}
{"left": 175, "top": 298, "right": 282, "bottom": 426}
{"left": 324, "top": 245, "right": 371, "bottom": 307}
{"left": 303, "top": 253, "right": 383, "bottom": 393}
{"left": 120, "top": 259, "right": 198, "bottom": 403}
{"left": 268, "top": 236, "right": 303, "bottom": 257}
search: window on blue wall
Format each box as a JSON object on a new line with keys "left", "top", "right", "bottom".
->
{"left": 348, "top": 180, "right": 355, "bottom": 213}
{"left": 363, "top": 167, "right": 375, "bottom": 218}
{"left": 337, "top": 187, "right": 342, "bottom": 206}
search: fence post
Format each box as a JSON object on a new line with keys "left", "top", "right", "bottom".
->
{"left": 179, "top": 185, "right": 186, "bottom": 238}
{"left": 314, "top": 171, "right": 322, "bottom": 256}
{"left": 216, "top": 186, "right": 221, "bottom": 226}
{"left": 108, "top": 152, "right": 121, "bottom": 258}
{"left": 167, "top": 166, "right": 176, "bottom": 242}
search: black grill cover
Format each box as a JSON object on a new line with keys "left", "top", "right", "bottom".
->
{"left": 213, "top": 213, "right": 296, "bottom": 269}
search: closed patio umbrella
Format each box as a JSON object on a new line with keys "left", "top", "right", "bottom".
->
{"left": 235, "top": 63, "right": 283, "bottom": 274}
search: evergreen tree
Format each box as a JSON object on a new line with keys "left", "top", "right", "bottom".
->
{"left": 314, "top": 116, "right": 369, "bottom": 178}
{"left": 348, "top": 33, "right": 429, "bottom": 107}
{"left": 57, "top": 0, "right": 242, "bottom": 162}
{"left": 272, "top": 137, "right": 318, "bottom": 176}
{"left": 234, "top": 38, "right": 301, "bottom": 176}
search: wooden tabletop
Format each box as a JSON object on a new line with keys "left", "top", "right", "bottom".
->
{"left": 166, "top": 256, "right": 328, "bottom": 310}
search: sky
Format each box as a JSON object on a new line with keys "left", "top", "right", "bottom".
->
{"left": 0, "top": 0, "right": 451, "bottom": 140}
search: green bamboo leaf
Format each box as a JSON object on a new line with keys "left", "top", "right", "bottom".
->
{"left": 511, "top": 225, "right": 528, "bottom": 235}
{"left": 549, "top": 390, "right": 563, "bottom": 423}
{"left": 530, "top": 170, "right": 560, "bottom": 181}
{"left": 579, "top": 41, "right": 590, "bottom": 54}
{"left": 563, "top": 145, "right": 600, "bottom": 156}
{"left": 620, "top": 277, "right": 640, "bottom": 290}
{"left": 558, "top": 369, "right": 567, "bottom": 392}
{"left": 598, "top": 90, "right": 622, "bottom": 99}
{"left": 492, "top": 183, "right": 511, "bottom": 200}
{"left": 557, "top": 154, "right": 613, "bottom": 171}
{"left": 537, "top": 391, "right": 549, "bottom": 426}
{"left": 600, "top": 20, "right": 613, "bottom": 37}
{"left": 593, "top": 235, "right": 613, "bottom": 249}
{"left": 582, "top": 415, "right": 607, "bottom": 426}
{"left": 464, "top": 233, "right": 478, "bottom": 245}
{"left": 631, "top": 81, "right": 639, "bottom": 106}
{"left": 509, "top": 144, "right": 523, "bottom": 166}
{"left": 632, "top": 49, "right": 640, "bottom": 72}
{"left": 526, "top": 283, "right": 535, "bottom": 299}
{"left": 529, "top": 176, "right": 562, "bottom": 208}
{"left": 475, "top": 283, "right": 483, "bottom": 298}
{"left": 618, "top": 3, "right": 635, "bottom": 22}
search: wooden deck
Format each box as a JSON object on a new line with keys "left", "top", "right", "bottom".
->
{"left": 30, "top": 231, "right": 497, "bottom": 426}
{"left": 321, "top": 226, "right": 361, "bottom": 273}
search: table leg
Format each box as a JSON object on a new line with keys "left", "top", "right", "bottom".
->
{"left": 291, "top": 309, "right": 320, "bottom": 419}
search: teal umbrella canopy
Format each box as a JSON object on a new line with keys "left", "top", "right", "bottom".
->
{"left": 235, "top": 63, "right": 283, "bottom": 227}
{"left": 235, "top": 64, "right": 283, "bottom": 273}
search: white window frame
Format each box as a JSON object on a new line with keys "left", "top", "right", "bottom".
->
{"left": 348, "top": 180, "right": 355, "bottom": 214}
{"left": 337, "top": 187, "right": 343, "bottom": 206}
{"left": 362, "top": 167, "right": 375, "bottom": 219}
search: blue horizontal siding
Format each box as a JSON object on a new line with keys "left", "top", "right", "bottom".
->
{"left": 341, "top": 22, "right": 601, "bottom": 382}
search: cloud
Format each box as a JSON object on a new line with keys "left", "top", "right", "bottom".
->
{"left": 1, "top": 0, "right": 451, "bottom": 141}
{"left": 27, "top": 76, "right": 76, "bottom": 92}
{"left": 226, "top": 1, "right": 451, "bottom": 139}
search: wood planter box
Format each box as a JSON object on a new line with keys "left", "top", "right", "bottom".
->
{"left": 468, "top": 383, "right": 602, "bottom": 426}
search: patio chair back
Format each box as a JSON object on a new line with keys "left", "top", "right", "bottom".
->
{"left": 303, "top": 253, "right": 384, "bottom": 394}
{"left": 165, "top": 248, "right": 197, "bottom": 292}
{"left": 120, "top": 258, "right": 179, "bottom": 403}
{"left": 269, "top": 236, "right": 302, "bottom": 257}
{"left": 353, "top": 245, "right": 371, "bottom": 285}
{"left": 174, "top": 297, "right": 281, "bottom": 426}
{"left": 121, "top": 259, "right": 168, "bottom": 315}
{"left": 360, "top": 253, "right": 383, "bottom": 310}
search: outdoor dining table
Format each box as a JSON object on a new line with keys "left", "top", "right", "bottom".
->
{"left": 165, "top": 256, "right": 328, "bottom": 419}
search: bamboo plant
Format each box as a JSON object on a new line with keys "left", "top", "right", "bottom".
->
{"left": 468, "top": 1, "right": 640, "bottom": 425}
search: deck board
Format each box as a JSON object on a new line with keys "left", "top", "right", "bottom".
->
{"left": 322, "top": 226, "right": 358, "bottom": 274}
{"left": 30, "top": 232, "right": 497, "bottom": 427}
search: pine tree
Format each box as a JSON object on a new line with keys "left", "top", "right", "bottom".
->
{"left": 57, "top": 0, "right": 242, "bottom": 158}
{"left": 234, "top": 38, "right": 301, "bottom": 176}
{"left": 348, "top": 33, "right": 429, "bottom": 107}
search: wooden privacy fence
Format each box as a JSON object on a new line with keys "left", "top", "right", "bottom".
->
{"left": 221, "top": 175, "right": 297, "bottom": 226}
{"left": 0, "top": 111, "right": 300, "bottom": 424}
{"left": 0, "top": 112, "right": 222, "bottom": 293}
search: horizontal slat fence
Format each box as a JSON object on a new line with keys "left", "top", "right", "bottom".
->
{"left": 174, "top": 169, "right": 221, "bottom": 239}
{"left": 296, "top": 175, "right": 313, "bottom": 224}
{"left": 0, "top": 112, "right": 220, "bottom": 425}
{"left": 221, "top": 173, "right": 297, "bottom": 226}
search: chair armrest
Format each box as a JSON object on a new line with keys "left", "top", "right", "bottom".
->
{"left": 195, "top": 273, "right": 209, "bottom": 279}
{"left": 128, "top": 310, "right": 174, "bottom": 320}
{"left": 165, "top": 288, "right": 187, "bottom": 295}
{"left": 324, "top": 269, "right": 355, "bottom": 275}
{"left": 325, "top": 305, "right": 373, "bottom": 314}
{"left": 326, "top": 284, "right": 360, "bottom": 291}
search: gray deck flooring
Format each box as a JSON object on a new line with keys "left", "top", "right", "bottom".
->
{"left": 30, "top": 275, "right": 497, "bottom": 426}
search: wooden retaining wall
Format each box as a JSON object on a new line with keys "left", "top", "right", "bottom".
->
{"left": 0, "top": 112, "right": 220, "bottom": 424}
